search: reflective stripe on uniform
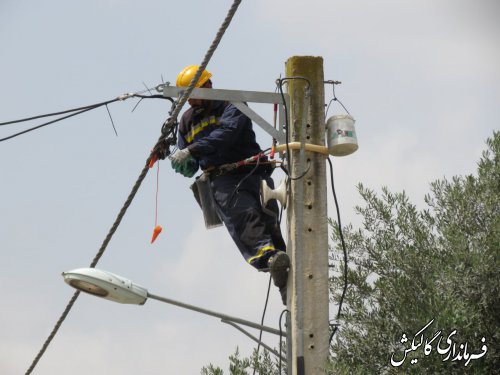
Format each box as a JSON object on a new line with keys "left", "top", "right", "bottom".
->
{"left": 247, "top": 245, "right": 276, "bottom": 264}
{"left": 185, "top": 116, "right": 220, "bottom": 144}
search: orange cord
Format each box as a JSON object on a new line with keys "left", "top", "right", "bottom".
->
{"left": 151, "top": 162, "right": 162, "bottom": 243}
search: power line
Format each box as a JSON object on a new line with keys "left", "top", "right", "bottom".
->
{"left": 326, "top": 157, "right": 348, "bottom": 345}
{"left": 252, "top": 275, "right": 272, "bottom": 375}
{"left": 278, "top": 309, "right": 289, "bottom": 374}
{"left": 25, "top": 1, "right": 243, "bottom": 373}
{"left": 1, "top": 105, "right": 103, "bottom": 142}
{"left": 0, "top": 98, "right": 119, "bottom": 127}
{"left": 0, "top": 93, "right": 173, "bottom": 142}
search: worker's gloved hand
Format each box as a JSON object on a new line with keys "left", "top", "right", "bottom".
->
{"left": 170, "top": 148, "right": 198, "bottom": 177}
{"left": 171, "top": 148, "right": 191, "bottom": 166}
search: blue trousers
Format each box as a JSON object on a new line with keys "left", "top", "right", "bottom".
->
{"left": 210, "top": 168, "right": 286, "bottom": 269}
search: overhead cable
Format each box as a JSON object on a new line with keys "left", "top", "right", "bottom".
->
{"left": 0, "top": 105, "right": 104, "bottom": 142}
{"left": 153, "top": 0, "right": 242, "bottom": 152}
{"left": 278, "top": 309, "right": 289, "bottom": 374}
{"left": 25, "top": 1, "right": 243, "bottom": 373}
{"left": 326, "top": 157, "right": 348, "bottom": 345}
{"left": 0, "top": 92, "right": 173, "bottom": 142}
{"left": 276, "top": 77, "right": 312, "bottom": 181}
{"left": 0, "top": 97, "right": 130, "bottom": 127}
{"left": 252, "top": 275, "right": 272, "bottom": 375}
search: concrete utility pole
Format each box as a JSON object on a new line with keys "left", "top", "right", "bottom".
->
{"left": 285, "top": 56, "right": 329, "bottom": 374}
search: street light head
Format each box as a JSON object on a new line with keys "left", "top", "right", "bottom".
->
{"left": 67, "top": 278, "right": 109, "bottom": 297}
{"left": 62, "top": 268, "right": 148, "bottom": 305}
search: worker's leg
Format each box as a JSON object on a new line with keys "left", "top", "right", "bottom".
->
{"left": 211, "top": 173, "right": 283, "bottom": 269}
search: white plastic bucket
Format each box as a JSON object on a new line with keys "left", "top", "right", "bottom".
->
{"left": 326, "top": 114, "right": 358, "bottom": 156}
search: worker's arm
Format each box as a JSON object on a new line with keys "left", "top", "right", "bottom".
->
{"left": 172, "top": 115, "right": 199, "bottom": 177}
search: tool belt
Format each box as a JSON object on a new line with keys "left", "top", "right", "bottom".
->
{"left": 205, "top": 160, "right": 274, "bottom": 177}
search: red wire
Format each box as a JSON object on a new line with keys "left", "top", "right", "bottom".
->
{"left": 155, "top": 162, "right": 160, "bottom": 226}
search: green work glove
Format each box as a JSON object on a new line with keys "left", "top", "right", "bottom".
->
{"left": 171, "top": 149, "right": 198, "bottom": 177}
{"left": 182, "top": 159, "right": 199, "bottom": 177}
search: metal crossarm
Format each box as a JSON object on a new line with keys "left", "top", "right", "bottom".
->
{"left": 162, "top": 86, "right": 288, "bottom": 143}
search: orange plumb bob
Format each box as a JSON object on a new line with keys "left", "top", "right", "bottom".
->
{"left": 151, "top": 225, "right": 162, "bottom": 244}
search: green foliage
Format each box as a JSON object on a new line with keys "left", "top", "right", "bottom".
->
{"left": 203, "top": 133, "right": 499, "bottom": 374}
{"left": 201, "top": 364, "right": 224, "bottom": 375}
{"left": 201, "top": 347, "right": 285, "bottom": 375}
{"left": 329, "top": 132, "right": 499, "bottom": 374}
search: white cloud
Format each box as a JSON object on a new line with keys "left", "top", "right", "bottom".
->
{"left": 154, "top": 216, "right": 285, "bottom": 311}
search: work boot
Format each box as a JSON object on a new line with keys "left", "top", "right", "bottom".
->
{"left": 267, "top": 251, "right": 290, "bottom": 304}
{"left": 278, "top": 285, "right": 287, "bottom": 305}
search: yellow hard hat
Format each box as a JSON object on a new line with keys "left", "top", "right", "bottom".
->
{"left": 176, "top": 65, "right": 212, "bottom": 88}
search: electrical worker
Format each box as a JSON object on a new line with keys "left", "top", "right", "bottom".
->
{"left": 170, "top": 65, "right": 289, "bottom": 304}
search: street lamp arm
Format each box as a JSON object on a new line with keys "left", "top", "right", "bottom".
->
{"left": 147, "top": 292, "right": 281, "bottom": 336}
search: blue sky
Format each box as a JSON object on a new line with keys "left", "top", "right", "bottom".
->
{"left": 1, "top": 0, "right": 499, "bottom": 373}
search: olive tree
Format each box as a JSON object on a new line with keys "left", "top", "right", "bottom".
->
{"left": 203, "top": 132, "right": 499, "bottom": 374}
{"left": 329, "top": 132, "right": 499, "bottom": 374}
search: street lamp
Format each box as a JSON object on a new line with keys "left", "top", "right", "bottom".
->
{"left": 62, "top": 268, "right": 285, "bottom": 360}
{"left": 63, "top": 268, "right": 148, "bottom": 305}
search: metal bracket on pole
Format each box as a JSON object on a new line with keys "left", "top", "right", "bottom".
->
{"left": 221, "top": 319, "right": 286, "bottom": 362}
{"left": 162, "top": 85, "right": 288, "bottom": 144}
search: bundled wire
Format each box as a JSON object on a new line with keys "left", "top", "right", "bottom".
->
{"left": 276, "top": 78, "right": 292, "bottom": 175}
{"left": 278, "top": 309, "right": 289, "bottom": 374}
{"left": 252, "top": 275, "right": 272, "bottom": 375}
{"left": 326, "top": 157, "right": 348, "bottom": 345}
{"left": 276, "top": 76, "right": 349, "bottom": 346}
{"left": 24, "top": 0, "right": 243, "bottom": 373}
{"left": 324, "top": 80, "right": 350, "bottom": 343}
{"left": 0, "top": 92, "right": 174, "bottom": 143}
{"left": 276, "top": 77, "right": 312, "bottom": 182}
{"left": 0, "top": 99, "right": 119, "bottom": 142}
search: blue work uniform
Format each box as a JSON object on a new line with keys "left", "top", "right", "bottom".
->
{"left": 178, "top": 100, "right": 286, "bottom": 269}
